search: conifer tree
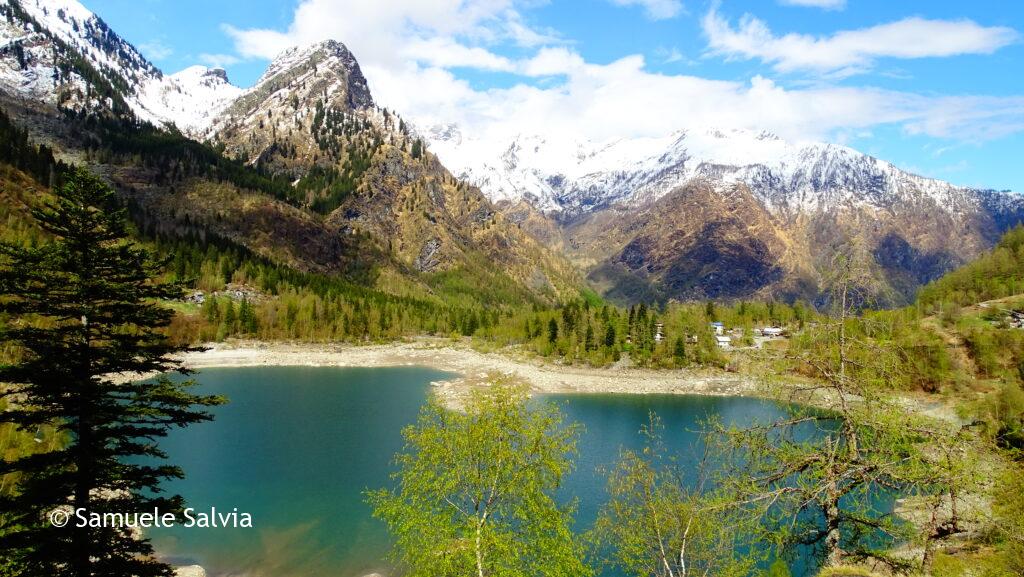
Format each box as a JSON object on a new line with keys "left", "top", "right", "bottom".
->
{"left": 605, "top": 324, "right": 617, "bottom": 348}
{"left": 0, "top": 168, "right": 225, "bottom": 577}
{"left": 673, "top": 337, "right": 686, "bottom": 364}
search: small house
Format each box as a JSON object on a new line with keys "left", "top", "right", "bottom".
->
{"left": 715, "top": 335, "right": 732, "bottom": 349}
{"left": 709, "top": 322, "right": 724, "bottom": 335}
{"left": 761, "top": 326, "right": 784, "bottom": 337}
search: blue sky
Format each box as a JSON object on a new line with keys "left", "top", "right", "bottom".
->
{"left": 86, "top": 0, "right": 1024, "bottom": 192}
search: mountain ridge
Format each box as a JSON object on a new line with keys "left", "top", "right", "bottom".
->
{"left": 426, "top": 125, "right": 1020, "bottom": 220}
{"left": 3, "top": 0, "right": 1022, "bottom": 306}
{"left": 426, "top": 124, "right": 1024, "bottom": 304}
{"left": 0, "top": 0, "right": 582, "bottom": 306}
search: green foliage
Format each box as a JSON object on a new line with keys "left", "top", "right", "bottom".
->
{"left": 713, "top": 258, "right": 974, "bottom": 570}
{"left": 367, "top": 381, "right": 590, "bottom": 577}
{"left": 991, "top": 467, "right": 1024, "bottom": 574}
{"left": 0, "top": 108, "right": 68, "bottom": 188}
{"left": 142, "top": 231, "right": 506, "bottom": 344}
{"left": 788, "top": 308, "right": 959, "bottom": 392}
{"left": 713, "top": 399, "right": 930, "bottom": 568}
{"left": 300, "top": 161, "right": 364, "bottom": 214}
{"left": 0, "top": 168, "right": 225, "bottom": 576}
{"left": 591, "top": 414, "right": 761, "bottom": 577}
{"left": 83, "top": 115, "right": 296, "bottom": 201}
{"left": 474, "top": 299, "right": 803, "bottom": 368}
{"left": 958, "top": 317, "right": 1024, "bottom": 380}
{"left": 916, "top": 225, "right": 1024, "bottom": 309}
{"left": 767, "top": 558, "right": 793, "bottom": 577}
{"left": 985, "top": 381, "right": 1024, "bottom": 452}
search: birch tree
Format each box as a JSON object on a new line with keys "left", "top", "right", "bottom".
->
{"left": 591, "top": 414, "right": 761, "bottom": 577}
{"left": 367, "top": 382, "right": 590, "bottom": 577}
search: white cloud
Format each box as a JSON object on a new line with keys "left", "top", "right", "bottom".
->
{"left": 520, "top": 47, "right": 585, "bottom": 76}
{"left": 661, "top": 47, "right": 684, "bottom": 63}
{"left": 222, "top": 0, "right": 542, "bottom": 66}
{"left": 403, "top": 37, "right": 515, "bottom": 71}
{"left": 703, "top": 7, "right": 1019, "bottom": 75}
{"left": 370, "top": 49, "right": 1024, "bottom": 148}
{"left": 221, "top": 24, "right": 293, "bottom": 60}
{"left": 198, "top": 53, "right": 242, "bottom": 68}
{"left": 778, "top": 0, "right": 845, "bottom": 10}
{"left": 502, "top": 10, "right": 564, "bottom": 47}
{"left": 217, "top": 0, "right": 1024, "bottom": 151}
{"left": 607, "top": 0, "right": 684, "bottom": 20}
{"left": 139, "top": 40, "right": 172, "bottom": 61}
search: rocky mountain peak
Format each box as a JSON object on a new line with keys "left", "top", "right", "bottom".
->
{"left": 252, "top": 39, "right": 373, "bottom": 110}
{"left": 201, "top": 67, "right": 229, "bottom": 84}
{"left": 0, "top": 0, "right": 160, "bottom": 115}
{"left": 207, "top": 38, "right": 381, "bottom": 167}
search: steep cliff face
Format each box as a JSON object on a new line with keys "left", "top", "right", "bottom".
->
{"left": 570, "top": 182, "right": 809, "bottom": 303}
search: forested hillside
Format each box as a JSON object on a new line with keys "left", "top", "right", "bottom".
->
{"left": 0, "top": 109, "right": 537, "bottom": 345}
{"left": 915, "top": 224, "right": 1024, "bottom": 309}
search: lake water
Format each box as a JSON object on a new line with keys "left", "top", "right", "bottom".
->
{"left": 150, "top": 366, "right": 793, "bottom": 577}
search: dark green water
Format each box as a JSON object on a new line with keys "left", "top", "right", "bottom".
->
{"left": 151, "top": 366, "right": 792, "bottom": 577}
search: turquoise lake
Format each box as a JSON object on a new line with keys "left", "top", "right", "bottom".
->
{"left": 151, "top": 366, "right": 794, "bottom": 577}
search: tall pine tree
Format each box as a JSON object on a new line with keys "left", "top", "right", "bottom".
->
{"left": 0, "top": 168, "right": 225, "bottom": 577}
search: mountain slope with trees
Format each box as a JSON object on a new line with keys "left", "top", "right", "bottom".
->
{"left": 0, "top": 0, "right": 582, "bottom": 309}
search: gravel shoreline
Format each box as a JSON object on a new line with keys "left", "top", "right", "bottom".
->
{"left": 178, "top": 339, "right": 761, "bottom": 402}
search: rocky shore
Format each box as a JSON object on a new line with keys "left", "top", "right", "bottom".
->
{"left": 178, "top": 339, "right": 760, "bottom": 404}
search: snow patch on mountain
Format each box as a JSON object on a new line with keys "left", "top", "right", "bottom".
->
{"left": 12, "top": 0, "right": 160, "bottom": 98}
{"left": 136, "top": 66, "right": 243, "bottom": 137}
{"left": 426, "top": 124, "right": 1018, "bottom": 219}
{"left": 0, "top": 0, "right": 242, "bottom": 135}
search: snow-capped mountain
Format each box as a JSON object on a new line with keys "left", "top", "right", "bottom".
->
{"left": 427, "top": 125, "right": 1008, "bottom": 221}
{"left": 2, "top": 0, "right": 1022, "bottom": 305}
{"left": 0, "top": 0, "right": 580, "bottom": 302}
{"left": 138, "top": 66, "right": 243, "bottom": 136}
{"left": 428, "top": 123, "right": 1024, "bottom": 303}
{"left": 0, "top": 0, "right": 241, "bottom": 135}
{"left": 1, "top": 0, "right": 153, "bottom": 113}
